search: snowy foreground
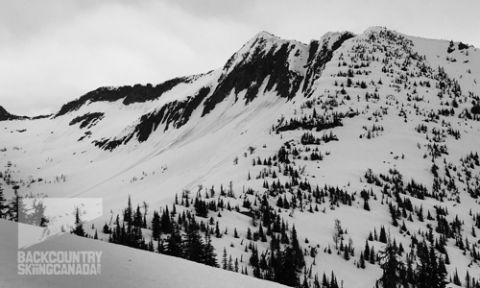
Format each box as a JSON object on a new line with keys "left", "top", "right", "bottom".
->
{"left": 0, "top": 220, "right": 286, "bottom": 288}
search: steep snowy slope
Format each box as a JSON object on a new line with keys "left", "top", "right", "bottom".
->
{"left": 0, "top": 31, "right": 353, "bottom": 206}
{"left": 1, "top": 27, "right": 480, "bottom": 288}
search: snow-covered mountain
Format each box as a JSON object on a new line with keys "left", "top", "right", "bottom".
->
{"left": 1, "top": 26, "right": 480, "bottom": 288}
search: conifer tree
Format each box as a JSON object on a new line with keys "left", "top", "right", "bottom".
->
{"left": 0, "top": 184, "right": 6, "bottom": 218}
{"left": 166, "top": 224, "right": 182, "bottom": 257}
{"left": 142, "top": 201, "right": 148, "bottom": 228}
{"left": 103, "top": 223, "right": 110, "bottom": 234}
{"left": 313, "top": 274, "right": 320, "bottom": 288}
{"left": 222, "top": 248, "right": 228, "bottom": 270}
{"left": 370, "top": 246, "right": 376, "bottom": 264}
{"left": 279, "top": 247, "right": 299, "bottom": 287}
{"left": 160, "top": 206, "right": 172, "bottom": 233}
{"left": 379, "top": 241, "right": 402, "bottom": 288}
{"left": 330, "top": 271, "right": 339, "bottom": 288}
{"left": 203, "top": 229, "right": 217, "bottom": 267}
{"left": 234, "top": 258, "right": 239, "bottom": 272}
{"left": 379, "top": 226, "right": 388, "bottom": 243}
{"left": 72, "top": 207, "right": 86, "bottom": 237}
{"left": 359, "top": 252, "right": 366, "bottom": 268}
{"left": 365, "top": 241, "right": 370, "bottom": 261}
{"left": 125, "top": 195, "right": 133, "bottom": 223}
{"left": 322, "top": 273, "right": 328, "bottom": 288}
{"left": 343, "top": 247, "right": 350, "bottom": 261}
{"left": 215, "top": 221, "right": 222, "bottom": 238}
{"left": 453, "top": 269, "right": 461, "bottom": 286}
{"left": 183, "top": 223, "right": 204, "bottom": 263}
{"left": 291, "top": 225, "right": 305, "bottom": 268}
{"left": 416, "top": 242, "right": 447, "bottom": 288}
{"left": 152, "top": 211, "right": 161, "bottom": 240}
{"left": 133, "top": 205, "right": 143, "bottom": 227}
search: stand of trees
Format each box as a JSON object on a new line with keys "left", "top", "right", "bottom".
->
{"left": 102, "top": 196, "right": 218, "bottom": 268}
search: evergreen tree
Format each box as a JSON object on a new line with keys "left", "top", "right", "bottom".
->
{"left": 183, "top": 224, "right": 204, "bottom": 263}
{"left": 313, "top": 274, "right": 320, "bottom": 288}
{"left": 215, "top": 221, "right": 222, "bottom": 238}
{"left": 166, "top": 224, "right": 182, "bottom": 257}
{"left": 0, "top": 184, "right": 7, "bottom": 218}
{"left": 133, "top": 205, "right": 143, "bottom": 227}
{"left": 291, "top": 225, "right": 305, "bottom": 268}
{"left": 249, "top": 246, "right": 259, "bottom": 268}
{"left": 157, "top": 239, "right": 164, "bottom": 253}
{"left": 370, "top": 246, "right": 376, "bottom": 264}
{"left": 160, "top": 206, "right": 172, "bottom": 233}
{"left": 72, "top": 207, "right": 86, "bottom": 237}
{"left": 359, "top": 252, "right": 366, "bottom": 268}
{"left": 330, "top": 271, "right": 339, "bottom": 288}
{"left": 279, "top": 247, "right": 300, "bottom": 287}
{"left": 364, "top": 241, "right": 370, "bottom": 261}
{"left": 466, "top": 271, "right": 471, "bottom": 288}
{"left": 416, "top": 242, "right": 447, "bottom": 288}
{"left": 453, "top": 269, "right": 461, "bottom": 286}
{"left": 379, "top": 226, "right": 388, "bottom": 243}
{"left": 343, "top": 246, "right": 350, "bottom": 261}
{"left": 222, "top": 248, "right": 228, "bottom": 270}
{"left": 437, "top": 257, "right": 447, "bottom": 288}
{"left": 103, "top": 223, "right": 111, "bottom": 234}
{"left": 125, "top": 195, "right": 133, "bottom": 223}
{"left": 152, "top": 211, "right": 161, "bottom": 240}
{"left": 142, "top": 201, "right": 148, "bottom": 228}
{"left": 379, "top": 241, "right": 403, "bottom": 288}
{"left": 322, "top": 273, "right": 329, "bottom": 288}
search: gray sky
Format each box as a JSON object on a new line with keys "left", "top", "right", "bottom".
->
{"left": 1, "top": 0, "right": 479, "bottom": 116}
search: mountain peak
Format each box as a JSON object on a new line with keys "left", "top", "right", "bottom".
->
{"left": 241, "top": 30, "right": 288, "bottom": 52}
{"left": 221, "top": 30, "right": 296, "bottom": 75}
{"left": 252, "top": 30, "right": 278, "bottom": 41}
{"left": 363, "top": 25, "right": 387, "bottom": 33}
{"left": 362, "top": 26, "right": 402, "bottom": 37}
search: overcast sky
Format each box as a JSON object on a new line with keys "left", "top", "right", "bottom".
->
{"left": 1, "top": 0, "right": 479, "bottom": 116}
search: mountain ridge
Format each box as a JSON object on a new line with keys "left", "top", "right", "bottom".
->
{"left": 0, "top": 105, "right": 29, "bottom": 121}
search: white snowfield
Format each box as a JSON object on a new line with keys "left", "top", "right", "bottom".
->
{"left": 0, "top": 220, "right": 287, "bottom": 288}
{"left": 1, "top": 26, "right": 480, "bottom": 288}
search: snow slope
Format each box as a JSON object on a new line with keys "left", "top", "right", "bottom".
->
{"left": 0, "top": 220, "right": 286, "bottom": 288}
